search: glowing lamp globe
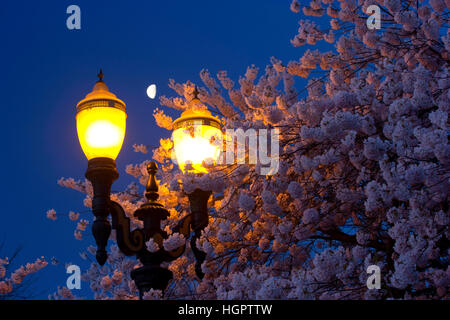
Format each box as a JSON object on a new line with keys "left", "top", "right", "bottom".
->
{"left": 172, "top": 98, "right": 222, "bottom": 174}
{"left": 76, "top": 71, "right": 127, "bottom": 160}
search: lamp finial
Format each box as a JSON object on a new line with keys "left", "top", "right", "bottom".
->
{"left": 192, "top": 86, "right": 200, "bottom": 101}
{"left": 145, "top": 162, "right": 159, "bottom": 202}
{"left": 97, "top": 69, "right": 104, "bottom": 82}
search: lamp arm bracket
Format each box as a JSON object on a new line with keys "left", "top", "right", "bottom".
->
{"left": 110, "top": 201, "right": 145, "bottom": 255}
{"left": 165, "top": 214, "right": 193, "bottom": 258}
{"left": 174, "top": 214, "right": 193, "bottom": 238}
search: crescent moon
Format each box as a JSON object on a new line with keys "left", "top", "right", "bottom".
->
{"left": 146, "top": 84, "right": 157, "bottom": 99}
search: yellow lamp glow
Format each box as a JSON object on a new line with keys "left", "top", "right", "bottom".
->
{"left": 76, "top": 71, "right": 127, "bottom": 160}
{"left": 172, "top": 103, "right": 222, "bottom": 174}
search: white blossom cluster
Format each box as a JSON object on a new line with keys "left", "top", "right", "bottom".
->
{"left": 0, "top": 257, "right": 48, "bottom": 297}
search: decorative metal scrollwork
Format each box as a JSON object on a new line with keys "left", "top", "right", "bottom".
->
{"left": 110, "top": 200, "right": 145, "bottom": 255}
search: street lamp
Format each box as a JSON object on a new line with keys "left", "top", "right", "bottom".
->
{"left": 171, "top": 87, "right": 223, "bottom": 279}
{"left": 76, "top": 70, "right": 126, "bottom": 161}
{"left": 76, "top": 70, "right": 124, "bottom": 266}
{"left": 75, "top": 72, "right": 219, "bottom": 298}
{"left": 172, "top": 88, "right": 222, "bottom": 174}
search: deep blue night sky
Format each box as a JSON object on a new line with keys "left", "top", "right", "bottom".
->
{"left": 0, "top": 0, "right": 321, "bottom": 298}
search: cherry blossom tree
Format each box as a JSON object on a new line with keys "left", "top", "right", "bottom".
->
{"left": 51, "top": 0, "right": 449, "bottom": 300}
{"left": 0, "top": 245, "right": 48, "bottom": 299}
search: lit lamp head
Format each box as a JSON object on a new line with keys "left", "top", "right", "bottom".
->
{"left": 76, "top": 70, "right": 127, "bottom": 161}
{"left": 172, "top": 88, "right": 222, "bottom": 174}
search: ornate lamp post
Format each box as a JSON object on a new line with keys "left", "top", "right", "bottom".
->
{"left": 75, "top": 72, "right": 222, "bottom": 298}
